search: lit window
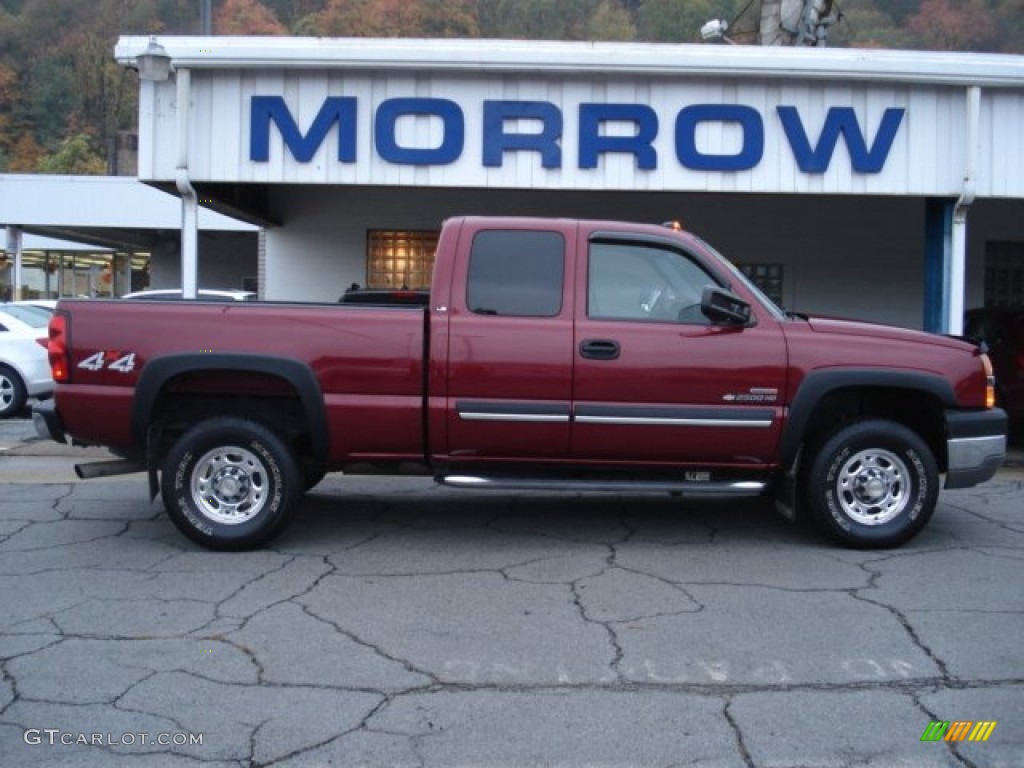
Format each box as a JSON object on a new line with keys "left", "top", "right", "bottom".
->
{"left": 367, "top": 230, "right": 439, "bottom": 290}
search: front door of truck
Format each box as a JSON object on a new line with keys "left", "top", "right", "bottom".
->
{"left": 571, "top": 232, "right": 787, "bottom": 467}
{"left": 442, "top": 221, "right": 576, "bottom": 460}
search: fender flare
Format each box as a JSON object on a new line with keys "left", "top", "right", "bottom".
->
{"left": 131, "top": 353, "right": 330, "bottom": 461}
{"left": 779, "top": 369, "right": 956, "bottom": 468}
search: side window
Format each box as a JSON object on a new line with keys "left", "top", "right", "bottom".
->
{"left": 588, "top": 241, "right": 717, "bottom": 323}
{"left": 467, "top": 230, "right": 565, "bottom": 317}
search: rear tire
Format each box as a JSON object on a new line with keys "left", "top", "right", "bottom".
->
{"left": 161, "top": 417, "right": 301, "bottom": 551}
{"left": 0, "top": 365, "right": 27, "bottom": 419}
{"left": 804, "top": 420, "right": 938, "bottom": 549}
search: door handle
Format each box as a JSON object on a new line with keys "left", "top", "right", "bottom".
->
{"left": 579, "top": 339, "right": 620, "bottom": 360}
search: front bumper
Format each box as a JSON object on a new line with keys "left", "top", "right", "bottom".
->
{"left": 945, "top": 408, "right": 1007, "bottom": 489}
{"left": 32, "top": 398, "right": 66, "bottom": 445}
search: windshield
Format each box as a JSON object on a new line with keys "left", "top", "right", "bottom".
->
{"left": 691, "top": 236, "right": 788, "bottom": 321}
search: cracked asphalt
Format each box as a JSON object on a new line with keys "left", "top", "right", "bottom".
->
{"left": 1, "top": 414, "right": 1022, "bottom": 767}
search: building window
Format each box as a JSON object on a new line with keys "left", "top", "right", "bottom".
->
{"left": 367, "top": 230, "right": 439, "bottom": 289}
{"left": 738, "top": 263, "right": 784, "bottom": 308}
{"left": 985, "top": 242, "right": 1024, "bottom": 307}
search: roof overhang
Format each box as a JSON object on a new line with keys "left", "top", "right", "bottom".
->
{"left": 0, "top": 175, "right": 259, "bottom": 250}
{"left": 115, "top": 36, "right": 1024, "bottom": 89}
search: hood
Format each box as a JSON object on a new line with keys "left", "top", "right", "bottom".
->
{"left": 804, "top": 315, "right": 976, "bottom": 352}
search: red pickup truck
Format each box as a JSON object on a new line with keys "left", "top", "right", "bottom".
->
{"left": 34, "top": 216, "right": 1006, "bottom": 551}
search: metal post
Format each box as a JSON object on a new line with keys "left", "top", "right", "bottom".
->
{"left": 175, "top": 67, "right": 199, "bottom": 300}
{"left": 6, "top": 226, "right": 22, "bottom": 301}
{"left": 200, "top": 0, "right": 212, "bottom": 35}
{"left": 949, "top": 86, "right": 981, "bottom": 336}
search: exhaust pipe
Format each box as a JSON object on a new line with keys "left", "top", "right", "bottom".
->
{"left": 74, "top": 459, "right": 146, "bottom": 480}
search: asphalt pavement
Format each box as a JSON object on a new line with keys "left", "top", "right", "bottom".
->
{"left": 0, "top": 411, "right": 1022, "bottom": 767}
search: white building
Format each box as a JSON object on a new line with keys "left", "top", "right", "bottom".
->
{"left": 115, "top": 36, "right": 1024, "bottom": 332}
{"left": 0, "top": 175, "right": 259, "bottom": 300}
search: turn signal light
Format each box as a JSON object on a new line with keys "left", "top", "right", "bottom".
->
{"left": 981, "top": 353, "right": 996, "bottom": 409}
{"left": 47, "top": 314, "right": 69, "bottom": 383}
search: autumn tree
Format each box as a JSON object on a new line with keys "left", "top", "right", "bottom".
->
{"left": 215, "top": 0, "right": 288, "bottom": 35}
{"left": 7, "top": 132, "right": 44, "bottom": 172}
{"left": 906, "top": 0, "right": 999, "bottom": 50}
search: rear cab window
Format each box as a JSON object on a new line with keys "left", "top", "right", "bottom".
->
{"left": 466, "top": 230, "right": 565, "bottom": 317}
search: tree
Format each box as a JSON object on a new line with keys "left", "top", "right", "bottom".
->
{"left": 7, "top": 132, "right": 44, "bottom": 171}
{"left": 36, "top": 133, "right": 107, "bottom": 174}
{"left": 588, "top": 0, "right": 635, "bottom": 40}
{"left": 636, "top": 0, "right": 732, "bottom": 43}
{"left": 215, "top": 0, "right": 288, "bottom": 34}
{"left": 906, "top": 0, "right": 998, "bottom": 51}
{"left": 419, "top": 0, "right": 479, "bottom": 37}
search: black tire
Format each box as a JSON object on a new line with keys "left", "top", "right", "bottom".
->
{"left": 161, "top": 417, "right": 301, "bottom": 551}
{"left": 0, "top": 365, "right": 28, "bottom": 419}
{"left": 803, "top": 420, "right": 938, "bottom": 549}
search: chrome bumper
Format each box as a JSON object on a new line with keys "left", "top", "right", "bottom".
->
{"left": 944, "top": 409, "right": 1007, "bottom": 489}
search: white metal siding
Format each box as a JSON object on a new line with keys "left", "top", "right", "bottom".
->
{"left": 143, "top": 70, "right": 1022, "bottom": 199}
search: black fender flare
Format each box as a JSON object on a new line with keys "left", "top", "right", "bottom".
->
{"left": 779, "top": 369, "right": 956, "bottom": 468}
{"left": 131, "top": 353, "right": 330, "bottom": 461}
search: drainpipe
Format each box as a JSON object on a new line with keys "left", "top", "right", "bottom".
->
{"left": 949, "top": 86, "right": 980, "bottom": 336}
{"left": 174, "top": 67, "right": 198, "bottom": 300}
{"left": 6, "top": 226, "right": 22, "bottom": 301}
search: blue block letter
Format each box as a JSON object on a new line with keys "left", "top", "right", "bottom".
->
{"left": 483, "top": 101, "right": 562, "bottom": 168}
{"left": 579, "top": 104, "right": 658, "bottom": 170}
{"left": 675, "top": 105, "right": 764, "bottom": 171}
{"left": 375, "top": 98, "right": 464, "bottom": 165}
{"left": 250, "top": 96, "right": 356, "bottom": 162}
{"left": 778, "top": 106, "right": 905, "bottom": 173}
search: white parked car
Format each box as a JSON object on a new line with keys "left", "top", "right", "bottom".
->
{"left": 0, "top": 304, "right": 53, "bottom": 418}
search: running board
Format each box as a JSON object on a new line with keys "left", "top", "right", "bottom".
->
{"left": 439, "top": 475, "right": 767, "bottom": 496}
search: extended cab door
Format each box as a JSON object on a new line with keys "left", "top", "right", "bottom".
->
{"left": 571, "top": 230, "right": 788, "bottom": 467}
{"left": 440, "top": 219, "right": 576, "bottom": 460}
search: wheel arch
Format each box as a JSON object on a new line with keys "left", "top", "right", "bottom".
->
{"left": 132, "top": 353, "right": 330, "bottom": 462}
{"left": 781, "top": 369, "right": 956, "bottom": 471}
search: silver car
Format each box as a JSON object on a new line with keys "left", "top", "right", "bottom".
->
{"left": 0, "top": 305, "right": 53, "bottom": 418}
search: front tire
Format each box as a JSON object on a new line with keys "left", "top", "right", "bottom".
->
{"left": 0, "top": 365, "right": 27, "bottom": 419}
{"left": 804, "top": 420, "right": 938, "bottom": 549}
{"left": 161, "top": 418, "right": 301, "bottom": 550}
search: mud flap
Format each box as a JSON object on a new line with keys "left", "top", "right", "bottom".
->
{"left": 147, "top": 422, "right": 162, "bottom": 502}
{"left": 774, "top": 449, "right": 801, "bottom": 523}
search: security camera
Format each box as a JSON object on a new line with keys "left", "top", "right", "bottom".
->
{"left": 700, "top": 19, "right": 729, "bottom": 41}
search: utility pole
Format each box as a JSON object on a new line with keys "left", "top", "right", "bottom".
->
{"left": 759, "top": 0, "right": 788, "bottom": 46}
{"left": 760, "top": 0, "right": 837, "bottom": 46}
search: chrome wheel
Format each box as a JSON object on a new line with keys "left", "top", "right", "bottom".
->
{"left": 0, "top": 366, "right": 27, "bottom": 418}
{"left": 835, "top": 448, "right": 910, "bottom": 526}
{"left": 191, "top": 445, "right": 268, "bottom": 525}
{"left": 0, "top": 375, "right": 14, "bottom": 410}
